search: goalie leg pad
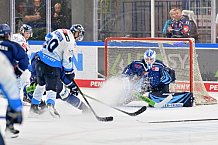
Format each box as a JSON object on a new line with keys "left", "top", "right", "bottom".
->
{"left": 149, "top": 92, "right": 194, "bottom": 107}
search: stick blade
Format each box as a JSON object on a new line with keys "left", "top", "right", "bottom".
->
{"left": 127, "top": 106, "right": 147, "bottom": 116}
{"left": 97, "top": 116, "right": 113, "bottom": 122}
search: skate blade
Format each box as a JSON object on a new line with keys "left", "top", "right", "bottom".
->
{"left": 48, "top": 107, "right": 60, "bottom": 118}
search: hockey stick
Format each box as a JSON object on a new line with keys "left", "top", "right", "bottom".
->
{"left": 84, "top": 94, "right": 147, "bottom": 116}
{"left": 149, "top": 118, "right": 218, "bottom": 123}
{"left": 134, "top": 93, "right": 173, "bottom": 108}
{"left": 72, "top": 80, "right": 113, "bottom": 122}
{"left": 0, "top": 116, "right": 5, "bottom": 119}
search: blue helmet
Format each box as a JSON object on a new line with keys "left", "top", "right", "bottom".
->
{"left": 70, "top": 24, "right": 85, "bottom": 41}
{"left": 0, "top": 24, "right": 11, "bottom": 37}
{"left": 144, "top": 49, "right": 156, "bottom": 69}
{"left": 20, "top": 24, "right": 33, "bottom": 37}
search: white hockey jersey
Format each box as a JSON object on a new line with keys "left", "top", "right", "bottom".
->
{"left": 38, "top": 29, "right": 76, "bottom": 71}
{"left": 11, "top": 33, "right": 30, "bottom": 52}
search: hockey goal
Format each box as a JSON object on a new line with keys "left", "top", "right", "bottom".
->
{"left": 104, "top": 37, "right": 217, "bottom": 105}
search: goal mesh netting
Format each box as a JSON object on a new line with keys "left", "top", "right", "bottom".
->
{"left": 104, "top": 37, "right": 217, "bottom": 105}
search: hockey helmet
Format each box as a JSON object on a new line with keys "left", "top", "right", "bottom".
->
{"left": 144, "top": 49, "right": 156, "bottom": 69}
{"left": 20, "top": 24, "right": 33, "bottom": 37}
{"left": 70, "top": 24, "right": 85, "bottom": 41}
{"left": 0, "top": 24, "right": 11, "bottom": 37}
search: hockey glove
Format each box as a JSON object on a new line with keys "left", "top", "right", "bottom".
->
{"left": 70, "top": 86, "right": 79, "bottom": 96}
{"left": 6, "top": 106, "right": 23, "bottom": 125}
{"left": 14, "top": 66, "right": 23, "bottom": 77}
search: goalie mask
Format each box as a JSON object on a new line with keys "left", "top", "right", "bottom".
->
{"left": 70, "top": 24, "right": 85, "bottom": 41}
{"left": 144, "top": 49, "right": 156, "bottom": 69}
{"left": 20, "top": 24, "right": 33, "bottom": 38}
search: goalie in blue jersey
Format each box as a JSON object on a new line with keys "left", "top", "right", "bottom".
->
{"left": 122, "top": 49, "right": 193, "bottom": 107}
{"left": 122, "top": 49, "right": 175, "bottom": 94}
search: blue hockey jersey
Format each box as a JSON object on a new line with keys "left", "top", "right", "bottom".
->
{"left": 170, "top": 15, "right": 190, "bottom": 37}
{"left": 122, "top": 59, "right": 174, "bottom": 91}
{"left": 0, "top": 40, "right": 29, "bottom": 72}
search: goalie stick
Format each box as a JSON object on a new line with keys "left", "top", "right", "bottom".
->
{"left": 84, "top": 94, "right": 147, "bottom": 116}
{"left": 134, "top": 93, "right": 173, "bottom": 108}
{"left": 72, "top": 80, "right": 113, "bottom": 122}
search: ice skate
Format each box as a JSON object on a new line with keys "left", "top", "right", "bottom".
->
{"left": 22, "top": 95, "right": 31, "bottom": 106}
{"left": 47, "top": 104, "right": 60, "bottom": 118}
{"left": 79, "top": 103, "right": 90, "bottom": 114}
{"left": 5, "top": 125, "right": 19, "bottom": 138}
{"left": 39, "top": 100, "right": 46, "bottom": 110}
{"left": 30, "top": 104, "right": 43, "bottom": 115}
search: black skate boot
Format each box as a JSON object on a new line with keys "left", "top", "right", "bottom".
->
{"left": 47, "top": 104, "right": 60, "bottom": 118}
{"left": 5, "top": 125, "right": 19, "bottom": 138}
{"left": 23, "top": 95, "right": 31, "bottom": 104}
{"left": 30, "top": 104, "right": 43, "bottom": 114}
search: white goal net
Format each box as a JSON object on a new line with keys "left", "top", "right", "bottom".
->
{"left": 104, "top": 37, "right": 217, "bottom": 105}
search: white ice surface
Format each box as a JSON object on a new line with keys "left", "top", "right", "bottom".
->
{"left": 1, "top": 90, "right": 218, "bottom": 145}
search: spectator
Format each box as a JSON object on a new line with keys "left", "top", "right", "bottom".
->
{"left": 182, "top": 10, "right": 199, "bottom": 42}
{"left": 167, "top": 8, "right": 190, "bottom": 38}
{"left": 216, "top": 13, "right": 218, "bottom": 43}
{"left": 23, "top": 0, "right": 45, "bottom": 40}
{"left": 162, "top": 8, "right": 176, "bottom": 38}
{"left": 15, "top": 1, "right": 27, "bottom": 31}
{"left": 52, "top": 2, "right": 68, "bottom": 30}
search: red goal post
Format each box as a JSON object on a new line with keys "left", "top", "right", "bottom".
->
{"left": 104, "top": 37, "right": 217, "bottom": 105}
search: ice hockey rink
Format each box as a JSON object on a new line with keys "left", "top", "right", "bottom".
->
{"left": 1, "top": 86, "right": 218, "bottom": 145}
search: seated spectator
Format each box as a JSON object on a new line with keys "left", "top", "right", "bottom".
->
{"left": 23, "top": 0, "right": 45, "bottom": 40}
{"left": 162, "top": 8, "right": 176, "bottom": 38}
{"left": 182, "top": 10, "right": 199, "bottom": 42}
{"left": 15, "top": 2, "right": 27, "bottom": 31}
{"left": 167, "top": 8, "right": 190, "bottom": 38}
{"left": 52, "top": 2, "right": 68, "bottom": 30}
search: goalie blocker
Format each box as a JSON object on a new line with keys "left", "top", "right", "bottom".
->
{"left": 148, "top": 92, "right": 194, "bottom": 107}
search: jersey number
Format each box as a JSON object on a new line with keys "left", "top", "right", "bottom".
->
{"left": 47, "top": 39, "right": 58, "bottom": 52}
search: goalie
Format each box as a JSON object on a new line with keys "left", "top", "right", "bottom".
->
{"left": 122, "top": 49, "right": 193, "bottom": 107}
{"left": 122, "top": 49, "right": 175, "bottom": 94}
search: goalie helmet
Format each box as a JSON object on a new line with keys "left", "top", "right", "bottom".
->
{"left": 70, "top": 24, "right": 85, "bottom": 41}
{"left": 0, "top": 24, "right": 11, "bottom": 37}
{"left": 144, "top": 49, "right": 156, "bottom": 69}
{"left": 20, "top": 24, "right": 33, "bottom": 37}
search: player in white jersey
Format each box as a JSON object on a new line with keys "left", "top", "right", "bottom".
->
{"left": 0, "top": 52, "right": 23, "bottom": 140}
{"left": 11, "top": 24, "right": 32, "bottom": 97}
{"left": 30, "top": 24, "right": 85, "bottom": 117}
{"left": 11, "top": 24, "right": 32, "bottom": 52}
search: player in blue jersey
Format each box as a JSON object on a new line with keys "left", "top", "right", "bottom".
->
{"left": 30, "top": 24, "right": 87, "bottom": 117}
{"left": 0, "top": 24, "right": 29, "bottom": 77}
{"left": 122, "top": 49, "right": 175, "bottom": 94}
{"left": 0, "top": 23, "right": 28, "bottom": 138}
{"left": 0, "top": 52, "right": 23, "bottom": 140}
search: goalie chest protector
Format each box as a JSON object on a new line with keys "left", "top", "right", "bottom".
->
{"left": 148, "top": 92, "right": 194, "bottom": 107}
